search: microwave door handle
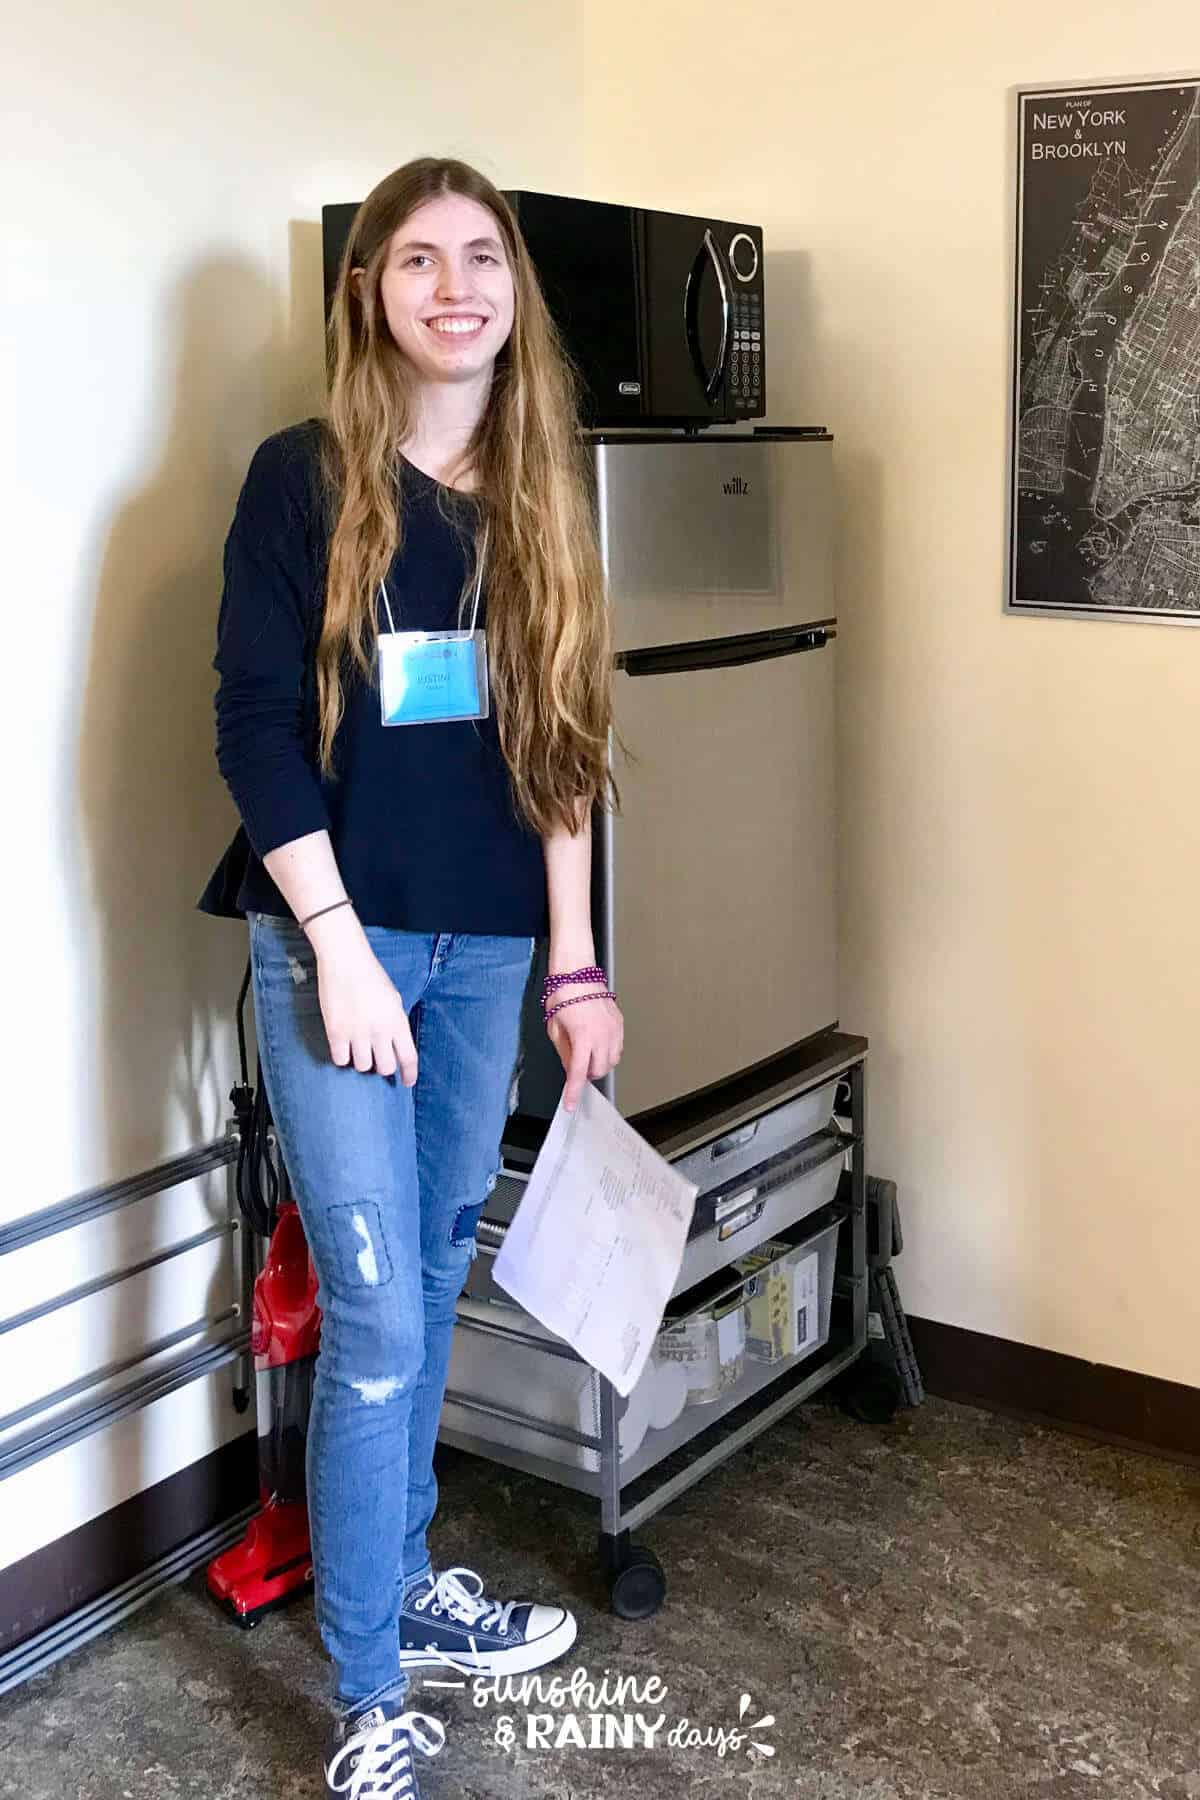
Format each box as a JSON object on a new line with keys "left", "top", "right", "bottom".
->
{"left": 703, "top": 230, "right": 731, "bottom": 401}
{"left": 684, "top": 229, "right": 732, "bottom": 402}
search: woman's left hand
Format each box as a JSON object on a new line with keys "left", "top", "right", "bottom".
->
{"left": 546, "top": 984, "right": 624, "bottom": 1113}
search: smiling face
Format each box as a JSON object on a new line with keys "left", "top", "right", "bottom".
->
{"left": 376, "top": 192, "right": 516, "bottom": 388}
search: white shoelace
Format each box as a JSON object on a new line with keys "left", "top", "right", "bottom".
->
{"left": 412, "top": 1566, "right": 519, "bottom": 1637}
{"left": 325, "top": 1710, "right": 444, "bottom": 1798}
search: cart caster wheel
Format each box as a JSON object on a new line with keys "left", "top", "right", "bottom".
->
{"left": 610, "top": 1546, "right": 666, "bottom": 1619}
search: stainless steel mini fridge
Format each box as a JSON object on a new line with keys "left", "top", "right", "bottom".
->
{"left": 517, "top": 428, "right": 838, "bottom": 1123}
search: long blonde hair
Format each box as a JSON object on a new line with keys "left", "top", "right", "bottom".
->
{"left": 319, "top": 156, "right": 614, "bottom": 836}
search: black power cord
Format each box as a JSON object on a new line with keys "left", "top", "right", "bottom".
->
{"left": 229, "top": 958, "right": 281, "bottom": 1239}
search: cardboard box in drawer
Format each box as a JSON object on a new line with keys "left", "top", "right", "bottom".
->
{"left": 736, "top": 1240, "right": 821, "bottom": 1364}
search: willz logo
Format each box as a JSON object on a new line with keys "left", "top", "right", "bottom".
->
{"left": 722, "top": 477, "right": 750, "bottom": 495}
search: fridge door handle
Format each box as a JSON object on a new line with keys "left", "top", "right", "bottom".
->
{"left": 616, "top": 623, "right": 834, "bottom": 678}
{"left": 683, "top": 229, "right": 731, "bottom": 402}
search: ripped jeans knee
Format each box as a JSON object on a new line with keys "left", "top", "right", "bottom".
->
{"left": 329, "top": 1201, "right": 394, "bottom": 1288}
{"left": 321, "top": 1302, "right": 426, "bottom": 1404}
{"left": 314, "top": 1202, "right": 424, "bottom": 1401}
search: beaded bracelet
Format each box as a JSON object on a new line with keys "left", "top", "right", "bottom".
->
{"left": 542, "top": 964, "right": 607, "bottom": 1002}
{"left": 544, "top": 990, "right": 617, "bottom": 1026}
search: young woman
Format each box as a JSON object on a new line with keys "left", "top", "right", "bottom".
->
{"left": 200, "top": 156, "right": 623, "bottom": 1798}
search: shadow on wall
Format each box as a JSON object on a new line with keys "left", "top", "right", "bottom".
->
{"left": 13, "top": 228, "right": 327, "bottom": 1556}
{"left": 760, "top": 246, "right": 814, "bottom": 424}
{"left": 77, "top": 235, "right": 325, "bottom": 1182}
{"left": 78, "top": 255, "right": 271, "bottom": 1176}
{"left": 764, "top": 247, "right": 901, "bottom": 1162}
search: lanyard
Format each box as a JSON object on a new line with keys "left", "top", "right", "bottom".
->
{"left": 378, "top": 523, "right": 489, "bottom": 637}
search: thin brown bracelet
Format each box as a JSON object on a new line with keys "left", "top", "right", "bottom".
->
{"left": 298, "top": 899, "right": 353, "bottom": 931}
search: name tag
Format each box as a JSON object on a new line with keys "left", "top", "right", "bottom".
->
{"left": 378, "top": 629, "right": 489, "bottom": 726}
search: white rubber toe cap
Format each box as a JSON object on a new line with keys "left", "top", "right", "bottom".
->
{"left": 525, "top": 1604, "right": 577, "bottom": 1655}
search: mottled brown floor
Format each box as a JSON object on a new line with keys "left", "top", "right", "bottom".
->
{"left": 2, "top": 1395, "right": 1198, "bottom": 1800}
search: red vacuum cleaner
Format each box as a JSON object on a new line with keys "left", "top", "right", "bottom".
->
{"left": 207, "top": 969, "right": 319, "bottom": 1628}
{"left": 207, "top": 1197, "right": 319, "bottom": 1627}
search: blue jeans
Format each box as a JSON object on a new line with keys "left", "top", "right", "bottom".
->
{"left": 249, "top": 913, "right": 535, "bottom": 1714}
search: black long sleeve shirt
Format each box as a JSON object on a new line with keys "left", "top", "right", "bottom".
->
{"left": 198, "top": 421, "right": 548, "bottom": 937}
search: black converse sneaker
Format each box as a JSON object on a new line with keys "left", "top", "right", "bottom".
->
{"left": 398, "top": 1565, "right": 577, "bottom": 1675}
{"left": 323, "top": 1696, "right": 444, "bottom": 1798}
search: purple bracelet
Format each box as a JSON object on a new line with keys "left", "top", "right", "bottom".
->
{"left": 542, "top": 964, "right": 607, "bottom": 1001}
{"left": 544, "top": 990, "right": 616, "bottom": 1026}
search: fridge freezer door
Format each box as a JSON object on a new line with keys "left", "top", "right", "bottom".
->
{"left": 594, "top": 436, "right": 832, "bottom": 654}
{"left": 606, "top": 631, "right": 837, "bottom": 1117}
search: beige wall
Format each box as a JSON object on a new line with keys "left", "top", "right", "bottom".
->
{"left": 582, "top": 2, "right": 1200, "bottom": 1386}
{"left": 2, "top": 0, "right": 587, "bottom": 1568}
{"left": 4, "top": 0, "right": 1196, "bottom": 1573}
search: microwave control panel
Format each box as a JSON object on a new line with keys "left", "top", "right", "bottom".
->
{"left": 729, "top": 282, "right": 764, "bottom": 415}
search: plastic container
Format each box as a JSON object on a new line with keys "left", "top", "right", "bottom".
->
{"left": 647, "top": 1355, "right": 689, "bottom": 1430}
{"left": 655, "top": 1289, "right": 747, "bottom": 1406}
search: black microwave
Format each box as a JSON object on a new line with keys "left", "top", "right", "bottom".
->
{"left": 321, "top": 193, "right": 765, "bottom": 429}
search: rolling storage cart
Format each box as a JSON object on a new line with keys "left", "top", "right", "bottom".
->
{"left": 438, "top": 1028, "right": 870, "bottom": 1618}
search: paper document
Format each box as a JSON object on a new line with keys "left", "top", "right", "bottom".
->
{"left": 491, "top": 1083, "right": 699, "bottom": 1397}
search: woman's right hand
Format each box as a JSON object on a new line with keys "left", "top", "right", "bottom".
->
{"left": 307, "top": 912, "right": 418, "bottom": 1082}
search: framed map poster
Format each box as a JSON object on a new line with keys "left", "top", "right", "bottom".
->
{"left": 1009, "top": 78, "right": 1200, "bottom": 621}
